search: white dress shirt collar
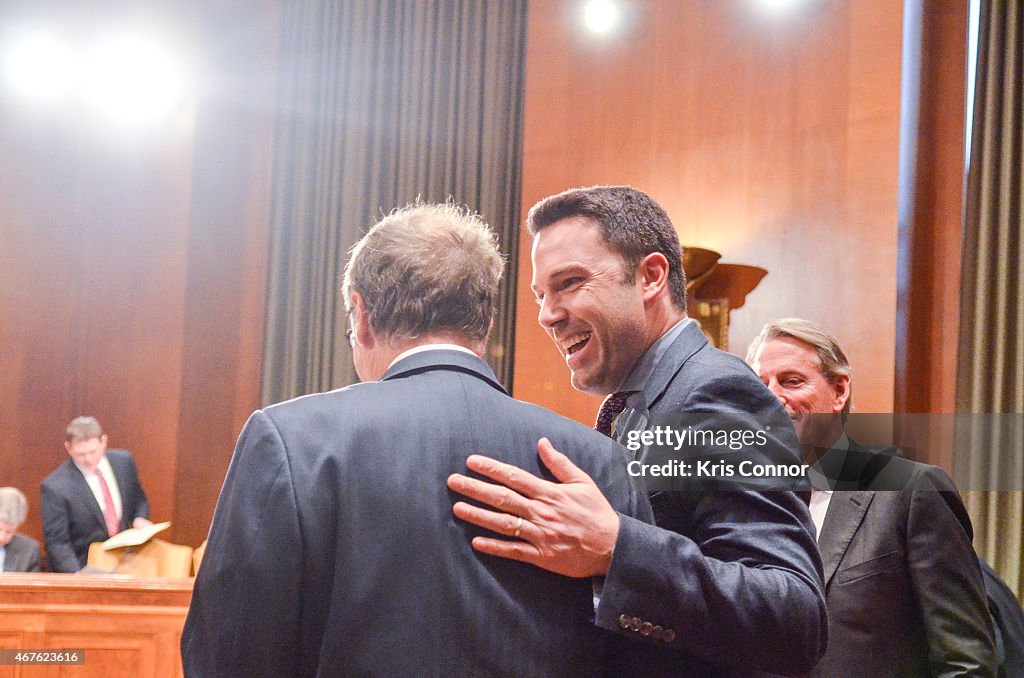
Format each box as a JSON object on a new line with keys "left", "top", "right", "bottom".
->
{"left": 388, "top": 343, "right": 478, "bottom": 370}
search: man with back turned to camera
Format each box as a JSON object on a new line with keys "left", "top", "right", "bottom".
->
{"left": 182, "top": 203, "right": 651, "bottom": 676}
{"left": 447, "top": 186, "right": 827, "bottom": 676}
{"left": 40, "top": 416, "right": 151, "bottom": 573}
{"left": 746, "top": 317, "right": 996, "bottom": 677}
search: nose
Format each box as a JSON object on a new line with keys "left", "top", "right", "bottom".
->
{"left": 537, "top": 294, "right": 566, "bottom": 329}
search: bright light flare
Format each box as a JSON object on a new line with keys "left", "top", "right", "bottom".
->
{"left": 583, "top": 0, "right": 621, "bottom": 34}
{"left": 756, "top": 0, "right": 806, "bottom": 13}
{"left": 2, "top": 31, "right": 75, "bottom": 102}
{"left": 83, "top": 35, "right": 190, "bottom": 125}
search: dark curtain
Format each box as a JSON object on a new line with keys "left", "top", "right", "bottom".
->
{"left": 956, "top": 0, "right": 1023, "bottom": 597}
{"left": 261, "top": 0, "right": 526, "bottom": 404}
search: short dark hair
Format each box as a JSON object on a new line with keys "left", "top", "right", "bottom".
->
{"left": 66, "top": 416, "right": 104, "bottom": 442}
{"left": 342, "top": 203, "right": 503, "bottom": 343}
{"left": 526, "top": 186, "right": 687, "bottom": 311}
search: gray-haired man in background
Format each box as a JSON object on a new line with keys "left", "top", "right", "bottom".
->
{"left": 747, "top": 317, "right": 996, "bottom": 677}
{"left": 0, "top": 487, "right": 40, "bottom": 572}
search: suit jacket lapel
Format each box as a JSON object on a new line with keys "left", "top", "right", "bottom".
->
{"left": 612, "top": 323, "right": 706, "bottom": 456}
{"left": 67, "top": 461, "right": 107, "bottom": 531}
{"left": 819, "top": 491, "right": 874, "bottom": 587}
{"left": 636, "top": 321, "right": 708, "bottom": 413}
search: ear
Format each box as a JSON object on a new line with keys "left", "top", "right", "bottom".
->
{"left": 476, "top": 318, "right": 494, "bottom": 355}
{"left": 831, "top": 373, "right": 851, "bottom": 413}
{"left": 64, "top": 440, "right": 72, "bottom": 455}
{"left": 636, "top": 252, "right": 671, "bottom": 303}
{"left": 350, "top": 292, "right": 376, "bottom": 349}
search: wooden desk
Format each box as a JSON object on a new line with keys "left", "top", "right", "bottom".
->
{"left": 0, "top": 574, "right": 192, "bottom": 678}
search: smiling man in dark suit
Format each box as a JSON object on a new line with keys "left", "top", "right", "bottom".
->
{"left": 40, "top": 416, "right": 151, "bottom": 573}
{"left": 181, "top": 203, "right": 651, "bottom": 677}
{"left": 747, "top": 317, "right": 996, "bottom": 677}
{"left": 447, "top": 186, "right": 827, "bottom": 676}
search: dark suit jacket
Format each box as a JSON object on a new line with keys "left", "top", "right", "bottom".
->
{"left": 980, "top": 557, "right": 1024, "bottom": 678}
{"left": 40, "top": 449, "right": 150, "bottom": 573}
{"left": 182, "top": 350, "right": 652, "bottom": 677}
{"left": 599, "top": 321, "right": 828, "bottom": 676}
{"left": 813, "top": 444, "right": 996, "bottom": 677}
{"left": 2, "top": 532, "right": 40, "bottom": 572}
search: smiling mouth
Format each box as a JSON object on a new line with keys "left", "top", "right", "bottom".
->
{"left": 561, "top": 332, "right": 592, "bottom": 358}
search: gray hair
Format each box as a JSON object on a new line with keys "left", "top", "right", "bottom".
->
{"left": 341, "top": 203, "right": 503, "bottom": 343}
{"left": 526, "top": 186, "right": 687, "bottom": 312}
{"left": 746, "top": 317, "right": 853, "bottom": 414}
{"left": 0, "top": 487, "right": 28, "bottom": 527}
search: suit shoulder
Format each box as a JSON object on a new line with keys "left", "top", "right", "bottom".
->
{"left": 913, "top": 461, "right": 956, "bottom": 485}
{"left": 870, "top": 453, "right": 955, "bottom": 488}
{"left": 688, "top": 342, "right": 763, "bottom": 383}
{"left": 257, "top": 379, "right": 497, "bottom": 447}
{"left": 41, "top": 461, "right": 74, "bottom": 488}
{"left": 505, "top": 396, "right": 612, "bottom": 446}
{"left": 105, "top": 449, "right": 134, "bottom": 464}
{"left": 262, "top": 381, "right": 385, "bottom": 416}
{"left": 10, "top": 532, "right": 40, "bottom": 551}
{"left": 670, "top": 343, "right": 784, "bottom": 413}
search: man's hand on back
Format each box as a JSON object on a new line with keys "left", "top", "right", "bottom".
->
{"left": 447, "top": 437, "right": 620, "bottom": 578}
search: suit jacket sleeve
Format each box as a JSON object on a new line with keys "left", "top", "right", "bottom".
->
{"left": 181, "top": 410, "right": 304, "bottom": 677}
{"left": 3, "top": 535, "right": 40, "bottom": 573}
{"left": 123, "top": 452, "right": 150, "bottom": 522}
{"left": 910, "top": 466, "right": 997, "bottom": 677}
{"left": 40, "top": 479, "right": 82, "bottom": 573}
{"left": 596, "top": 372, "right": 827, "bottom": 675}
{"left": 25, "top": 537, "right": 40, "bottom": 573}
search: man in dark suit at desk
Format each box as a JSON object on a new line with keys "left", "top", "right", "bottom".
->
{"left": 747, "top": 317, "right": 996, "bottom": 677}
{"left": 182, "top": 203, "right": 651, "bottom": 676}
{"left": 40, "top": 416, "right": 151, "bottom": 573}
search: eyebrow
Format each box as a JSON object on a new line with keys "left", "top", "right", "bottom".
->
{"left": 531, "top": 263, "right": 590, "bottom": 294}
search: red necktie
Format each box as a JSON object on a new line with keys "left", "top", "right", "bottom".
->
{"left": 595, "top": 391, "right": 637, "bottom": 437}
{"left": 96, "top": 469, "right": 120, "bottom": 537}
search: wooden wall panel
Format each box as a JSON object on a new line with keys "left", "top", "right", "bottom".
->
{"left": 514, "top": 0, "right": 904, "bottom": 424}
{"left": 0, "top": 574, "right": 191, "bottom": 678}
{"left": 895, "top": 0, "right": 968, "bottom": 419}
{"left": 171, "top": 0, "right": 277, "bottom": 550}
{"left": 0, "top": 98, "right": 193, "bottom": 548}
{"left": 0, "top": 1, "right": 274, "bottom": 552}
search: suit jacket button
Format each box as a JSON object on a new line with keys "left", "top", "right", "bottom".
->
{"left": 663, "top": 629, "right": 676, "bottom": 643}
{"left": 618, "top": 614, "right": 631, "bottom": 630}
{"left": 652, "top": 625, "right": 664, "bottom": 640}
{"left": 640, "top": 622, "right": 654, "bottom": 636}
{"left": 629, "top": 617, "right": 642, "bottom": 632}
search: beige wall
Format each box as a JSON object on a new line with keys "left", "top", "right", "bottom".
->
{"left": 514, "top": 0, "right": 904, "bottom": 424}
